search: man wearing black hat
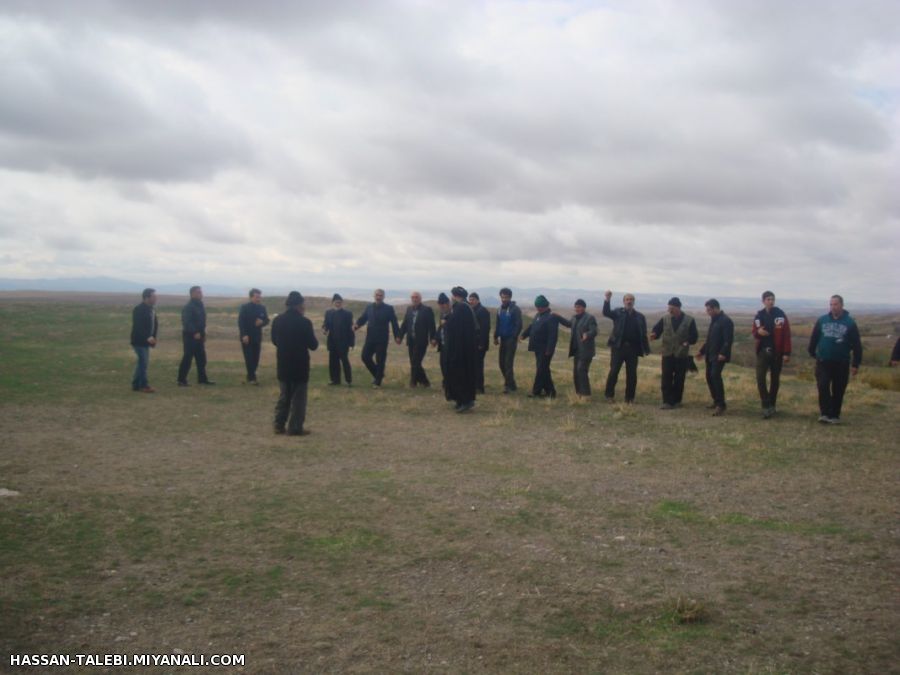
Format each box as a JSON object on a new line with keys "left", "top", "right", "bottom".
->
{"left": 398, "top": 291, "right": 436, "bottom": 387}
{"left": 650, "top": 297, "right": 698, "bottom": 409}
{"left": 130, "top": 288, "right": 158, "bottom": 393}
{"left": 556, "top": 299, "right": 598, "bottom": 397}
{"left": 468, "top": 292, "right": 491, "bottom": 394}
{"left": 354, "top": 289, "right": 400, "bottom": 387}
{"left": 696, "top": 299, "right": 734, "bottom": 416}
{"left": 271, "top": 291, "right": 319, "bottom": 436}
{"left": 432, "top": 292, "right": 452, "bottom": 400}
{"left": 445, "top": 287, "right": 479, "bottom": 412}
{"left": 602, "top": 290, "right": 650, "bottom": 403}
{"left": 178, "top": 286, "right": 214, "bottom": 386}
{"left": 323, "top": 293, "right": 354, "bottom": 386}
{"left": 521, "top": 295, "right": 560, "bottom": 399}
{"left": 493, "top": 287, "right": 522, "bottom": 393}
{"left": 238, "top": 288, "right": 270, "bottom": 385}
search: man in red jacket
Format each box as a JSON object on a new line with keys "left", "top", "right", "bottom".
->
{"left": 752, "top": 291, "right": 792, "bottom": 419}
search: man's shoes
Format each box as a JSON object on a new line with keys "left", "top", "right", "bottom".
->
{"left": 827, "top": 417, "right": 841, "bottom": 425}
{"left": 817, "top": 415, "right": 830, "bottom": 424}
{"left": 139, "top": 386, "right": 156, "bottom": 393}
{"left": 274, "top": 426, "right": 286, "bottom": 435}
{"left": 287, "top": 429, "right": 311, "bottom": 436}
{"left": 624, "top": 399, "right": 634, "bottom": 405}
{"left": 502, "top": 387, "right": 510, "bottom": 394}
{"left": 659, "top": 403, "right": 673, "bottom": 410}
{"left": 328, "top": 381, "right": 340, "bottom": 386}
{"left": 372, "top": 382, "right": 382, "bottom": 389}
{"left": 548, "top": 391, "right": 557, "bottom": 399}
{"left": 456, "top": 401, "right": 474, "bottom": 413}
{"left": 477, "top": 387, "right": 485, "bottom": 394}
{"left": 605, "top": 397, "right": 615, "bottom": 404}
{"left": 762, "top": 407, "right": 775, "bottom": 419}
{"left": 705, "top": 403, "right": 717, "bottom": 409}
{"left": 177, "top": 381, "right": 190, "bottom": 387}
{"left": 672, "top": 402, "right": 683, "bottom": 409}
{"left": 199, "top": 380, "right": 216, "bottom": 386}
{"left": 712, "top": 406, "right": 725, "bottom": 416}
{"left": 247, "top": 378, "right": 259, "bottom": 386}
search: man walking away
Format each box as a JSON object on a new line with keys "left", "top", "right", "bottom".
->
{"left": 696, "top": 299, "right": 734, "bottom": 416}
{"left": 521, "top": 295, "right": 560, "bottom": 399}
{"left": 398, "top": 291, "right": 436, "bottom": 388}
{"left": 493, "top": 287, "right": 522, "bottom": 393}
{"left": 271, "top": 292, "right": 319, "bottom": 436}
{"left": 808, "top": 294, "right": 862, "bottom": 424}
{"left": 556, "top": 299, "right": 598, "bottom": 397}
{"left": 446, "top": 287, "right": 479, "bottom": 412}
{"left": 602, "top": 291, "right": 650, "bottom": 403}
{"left": 752, "top": 291, "right": 792, "bottom": 418}
{"left": 323, "top": 294, "right": 354, "bottom": 385}
{"left": 469, "top": 292, "right": 491, "bottom": 394}
{"left": 238, "top": 288, "right": 270, "bottom": 384}
{"left": 178, "top": 286, "right": 214, "bottom": 386}
{"left": 354, "top": 289, "right": 400, "bottom": 388}
{"left": 131, "top": 288, "right": 158, "bottom": 393}
{"left": 650, "top": 297, "right": 697, "bottom": 409}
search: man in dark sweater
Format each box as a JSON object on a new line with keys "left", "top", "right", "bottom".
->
{"left": 398, "top": 291, "right": 436, "bottom": 388}
{"left": 271, "top": 291, "right": 319, "bottom": 436}
{"left": 696, "top": 299, "right": 734, "bottom": 416}
{"left": 238, "top": 288, "right": 270, "bottom": 385}
{"left": 808, "top": 294, "right": 863, "bottom": 424}
{"left": 468, "top": 292, "right": 491, "bottom": 394}
{"left": 323, "top": 293, "right": 355, "bottom": 386}
{"left": 178, "top": 286, "right": 214, "bottom": 386}
{"left": 650, "top": 297, "right": 698, "bottom": 409}
{"left": 521, "top": 295, "right": 560, "bottom": 399}
{"left": 556, "top": 299, "right": 598, "bottom": 397}
{"left": 354, "top": 288, "right": 400, "bottom": 387}
{"left": 493, "top": 287, "right": 522, "bottom": 393}
{"left": 752, "top": 291, "right": 792, "bottom": 418}
{"left": 602, "top": 291, "right": 650, "bottom": 403}
{"left": 130, "top": 288, "right": 159, "bottom": 393}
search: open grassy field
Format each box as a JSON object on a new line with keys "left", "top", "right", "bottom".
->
{"left": 1, "top": 293, "right": 898, "bottom": 674}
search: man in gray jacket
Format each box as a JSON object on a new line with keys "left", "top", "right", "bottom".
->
{"left": 556, "top": 299, "right": 599, "bottom": 397}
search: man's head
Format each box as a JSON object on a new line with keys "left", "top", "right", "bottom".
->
{"left": 332, "top": 293, "right": 343, "bottom": 309}
{"left": 534, "top": 295, "right": 550, "bottom": 313}
{"left": 667, "top": 297, "right": 682, "bottom": 317}
{"left": 374, "top": 289, "right": 385, "bottom": 304}
{"left": 451, "top": 286, "right": 468, "bottom": 303}
{"left": 762, "top": 290, "right": 775, "bottom": 310}
{"left": 468, "top": 292, "right": 480, "bottom": 307}
{"left": 437, "top": 292, "right": 450, "bottom": 311}
{"left": 574, "top": 299, "right": 586, "bottom": 316}
{"left": 623, "top": 293, "right": 635, "bottom": 311}
{"left": 142, "top": 288, "right": 157, "bottom": 306}
{"left": 286, "top": 291, "right": 305, "bottom": 313}
{"left": 830, "top": 294, "right": 844, "bottom": 316}
{"left": 704, "top": 298, "right": 721, "bottom": 317}
{"left": 189, "top": 286, "right": 203, "bottom": 301}
{"left": 410, "top": 291, "right": 422, "bottom": 308}
{"left": 249, "top": 288, "right": 262, "bottom": 304}
{"left": 499, "top": 288, "right": 512, "bottom": 306}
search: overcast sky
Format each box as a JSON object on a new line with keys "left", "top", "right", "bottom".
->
{"left": 1, "top": 0, "right": 898, "bottom": 302}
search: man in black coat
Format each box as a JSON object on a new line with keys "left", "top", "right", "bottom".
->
{"left": 354, "top": 288, "right": 400, "bottom": 388}
{"left": 130, "top": 287, "right": 158, "bottom": 393}
{"left": 468, "top": 292, "right": 491, "bottom": 394}
{"left": 178, "top": 286, "right": 214, "bottom": 386}
{"left": 696, "top": 299, "right": 734, "bottom": 416}
{"left": 238, "top": 288, "right": 270, "bottom": 385}
{"left": 445, "top": 287, "right": 478, "bottom": 412}
{"left": 602, "top": 290, "right": 650, "bottom": 403}
{"left": 432, "top": 293, "right": 452, "bottom": 400}
{"left": 556, "top": 299, "right": 598, "bottom": 397}
{"left": 397, "top": 291, "right": 436, "bottom": 388}
{"left": 323, "top": 293, "right": 355, "bottom": 386}
{"left": 271, "top": 291, "right": 319, "bottom": 436}
{"left": 521, "top": 295, "right": 560, "bottom": 399}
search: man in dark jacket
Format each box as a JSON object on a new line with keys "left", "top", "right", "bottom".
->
{"left": 445, "top": 287, "right": 478, "bottom": 412}
{"left": 602, "top": 291, "right": 650, "bottom": 404}
{"left": 521, "top": 295, "right": 560, "bottom": 399}
{"left": 354, "top": 289, "right": 400, "bottom": 387}
{"left": 808, "top": 294, "right": 863, "bottom": 424}
{"left": 130, "top": 288, "right": 158, "bottom": 393}
{"left": 271, "top": 291, "right": 319, "bottom": 436}
{"left": 696, "top": 299, "right": 734, "bottom": 416}
{"left": 238, "top": 288, "right": 270, "bottom": 385}
{"left": 650, "top": 297, "right": 698, "bottom": 409}
{"left": 493, "top": 287, "right": 522, "bottom": 393}
{"left": 398, "top": 291, "right": 436, "bottom": 388}
{"left": 178, "top": 286, "right": 214, "bottom": 386}
{"left": 323, "top": 293, "right": 355, "bottom": 386}
{"left": 468, "top": 292, "right": 491, "bottom": 394}
{"left": 556, "top": 299, "right": 598, "bottom": 397}
{"left": 432, "top": 293, "right": 452, "bottom": 400}
{"left": 752, "top": 291, "right": 792, "bottom": 418}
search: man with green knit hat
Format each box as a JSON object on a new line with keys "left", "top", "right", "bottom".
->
{"left": 520, "top": 295, "right": 560, "bottom": 399}
{"left": 650, "top": 297, "right": 698, "bottom": 409}
{"left": 807, "top": 295, "right": 863, "bottom": 424}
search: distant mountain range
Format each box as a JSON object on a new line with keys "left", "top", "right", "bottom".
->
{"left": 1, "top": 276, "right": 898, "bottom": 313}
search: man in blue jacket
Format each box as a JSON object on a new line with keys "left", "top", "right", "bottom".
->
{"left": 808, "top": 295, "right": 863, "bottom": 424}
{"left": 493, "top": 288, "right": 522, "bottom": 393}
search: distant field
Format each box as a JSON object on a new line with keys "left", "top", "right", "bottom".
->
{"left": 1, "top": 293, "right": 898, "bottom": 674}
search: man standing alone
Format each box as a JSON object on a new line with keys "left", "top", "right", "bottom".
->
{"left": 602, "top": 291, "right": 650, "bottom": 404}
{"left": 130, "top": 288, "right": 158, "bottom": 393}
{"left": 323, "top": 294, "right": 354, "bottom": 386}
{"left": 650, "top": 298, "right": 697, "bottom": 409}
{"left": 238, "top": 288, "right": 269, "bottom": 385}
{"left": 556, "top": 299, "right": 598, "bottom": 398}
{"left": 468, "top": 292, "right": 491, "bottom": 394}
{"left": 398, "top": 291, "right": 435, "bottom": 388}
{"left": 696, "top": 299, "right": 734, "bottom": 416}
{"left": 808, "top": 295, "right": 863, "bottom": 424}
{"left": 271, "top": 292, "right": 319, "bottom": 436}
{"left": 354, "top": 289, "right": 400, "bottom": 388}
{"left": 752, "top": 291, "right": 792, "bottom": 418}
{"left": 178, "top": 286, "right": 214, "bottom": 386}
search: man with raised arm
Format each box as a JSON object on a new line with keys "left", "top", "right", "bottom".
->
{"left": 602, "top": 290, "right": 650, "bottom": 404}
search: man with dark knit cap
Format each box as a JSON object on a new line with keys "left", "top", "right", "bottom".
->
{"left": 556, "top": 299, "right": 598, "bottom": 397}
{"left": 238, "top": 288, "right": 270, "bottom": 384}
{"left": 398, "top": 291, "right": 436, "bottom": 387}
{"left": 468, "top": 292, "right": 491, "bottom": 394}
{"left": 650, "top": 297, "right": 698, "bottom": 409}
{"left": 432, "top": 292, "right": 452, "bottom": 400}
{"left": 602, "top": 290, "right": 650, "bottom": 403}
{"left": 493, "top": 287, "right": 522, "bottom": 393}
{"left": 271, "top": 291, "right": 318, "bottom": 436}
{"left": 323, "top": 293, "right": 354, "bottom": 386}
{"left": 353, "top": 289, "right": 400, "bottom": 387}
{"left": 521, "top": 295, "right": 560, "bottom": 399}
{"left": 445, "top": 287, "right": 478, "bottom": 412}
